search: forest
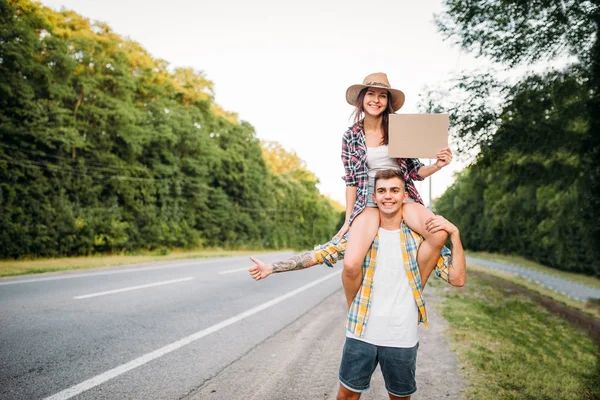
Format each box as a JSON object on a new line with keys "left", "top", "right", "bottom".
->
{"left": 0, "top": 0, "right": 341, "bottom": 258}
{"left": 433, "top": 0, "right": 599, "bottom": 275}
{"left": 3, "top": 0, "right": 599, "bottom": 278}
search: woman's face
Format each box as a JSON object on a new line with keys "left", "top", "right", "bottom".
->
{"left": 362, "top": 87, "right": 389, "bottom": 118}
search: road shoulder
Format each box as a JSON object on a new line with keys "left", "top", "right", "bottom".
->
{"left": 185, "top": 284, "right": 465, "bottom": 400}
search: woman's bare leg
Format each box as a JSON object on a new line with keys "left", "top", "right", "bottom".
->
{"left": 402, "top": 202, "right": 448, "bottom": 287}
{"left": 343, "top": 208, "right": 380, "bottom": 308}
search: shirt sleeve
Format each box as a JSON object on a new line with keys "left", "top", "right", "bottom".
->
{"left": 406, "top": 158, "right": 425, "bottom": 182}
{"left": 314, "top": 236, "right": 347, "bottom": 267}
{"left": 341, "top": 130, "right": 357, "bottom": 186}
{"left": 434, "top": 245, "right": 452, "bottom": 283}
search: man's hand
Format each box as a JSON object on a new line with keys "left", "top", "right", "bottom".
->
{"left": 425, "top": 215, "right": 458, "bottom": 236}
{"left": 426, "top": 215, "right": 466, "bottom": 287}
{"left": 248, "top": 256, "right": 273, "bottom": 281}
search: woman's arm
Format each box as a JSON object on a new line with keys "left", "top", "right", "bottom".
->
{"left": 336, "top": 130, "right": 358, "bottom": 239}
{"left": 416, "top": 163, "right": 442, "bottom": 179}
{"left": 341, "top": 130, "right": 357, "bottom": 186}
{"left": 344, "top": 186, "right": 357, "bottom": 223}
{"left": 334, "top": 186, "right": 357, "bottom": 239}
{"left": 416, "top": 147, "right": 453, "bottom": 179}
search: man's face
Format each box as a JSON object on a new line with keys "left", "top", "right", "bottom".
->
{"left": 374, "top": 177, "right": 407, "bottom": 216}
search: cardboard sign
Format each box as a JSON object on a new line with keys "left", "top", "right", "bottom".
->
{"left": 388, "top": 114, "right": 449, "bottom": 159}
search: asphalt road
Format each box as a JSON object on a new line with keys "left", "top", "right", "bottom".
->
{"left": 4, "top": 252, "right": 591, "bottom": 400}
{"left": 186, "top": 282, "right": 465, "bottom": 400}
{"left": 0, "top": 252, "right": 343, "bottom": 400}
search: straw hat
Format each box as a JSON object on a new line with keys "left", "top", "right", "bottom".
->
{"left": 345, "top": 72, "right": 405, "bottom": 112}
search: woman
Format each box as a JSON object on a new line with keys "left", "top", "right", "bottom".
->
{"left": 335, "top": 72, "right": 452, "bottom": 308}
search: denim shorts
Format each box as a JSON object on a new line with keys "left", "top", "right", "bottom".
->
{"left": 367, "top": 176, "right": 415, "bottom": 208}
{"left": 339, "top": 337, "right": 419, "bottom": 397}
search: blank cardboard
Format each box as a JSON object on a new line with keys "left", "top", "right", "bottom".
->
{"left": 388, "top": 114, "right": 449, "bottom": 159}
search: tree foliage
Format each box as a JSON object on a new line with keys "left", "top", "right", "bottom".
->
{"left": 433, "top": 1, "right": 600, "bottom": 275}
{"left": 436, "top": 0, "right": 598, "bottom": 67}
{"left": 0, "top": 0, "right": 339, "bottom": 258}
{"left": 436, "top": 68, "right": 597, "bottom": 274}
{"left": 260, "top": 140, "right": 318, "bottom": 182}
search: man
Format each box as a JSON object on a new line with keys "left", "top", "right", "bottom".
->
{"left": 249, "top": 169, "right": 466, "bottom": 400}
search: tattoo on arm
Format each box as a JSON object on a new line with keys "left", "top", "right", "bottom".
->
{"left": 446, "top": 254, "right": 453, "bottom": 274}
{"left": 272, "top": 251, "right": 315, "bottom": 273}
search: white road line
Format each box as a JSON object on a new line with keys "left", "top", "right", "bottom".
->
{"left": 44, "top": 269, "right": 341, "bottom": 400}
{"left": 218, "top": 267, "right": 249, "bottom": 275}
{"left": 73, "top": 277, "right": 195, "bottom": 299}
{"left": 0, "top": 262, "right": 204, "bottom": 286}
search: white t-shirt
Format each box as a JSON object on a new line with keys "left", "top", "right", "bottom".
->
{"left": 366, "top": 145, "right": 401, "bottom": 178}
{"left": 347, "top": 227, "right": 419, "bottom": 347}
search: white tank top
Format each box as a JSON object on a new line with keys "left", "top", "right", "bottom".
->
{"left": 347, "top": 228, "right": 419, "bottom": 347}
{"left": 366, "top": 145, "right": 401, "bottom": 178}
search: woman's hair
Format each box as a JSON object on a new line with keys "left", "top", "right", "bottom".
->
{"left": 351, "top": 88, "right": 395, "bottom": 145}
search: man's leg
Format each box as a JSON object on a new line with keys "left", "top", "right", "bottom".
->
{"left": 337, "top": 338, "right": 378, "bottom": 400}
{"left": 337, "top": 381, "right": 410, "bottom": 400}
{"left": 337, "top": 384, "right": 361, "bottom": 400}
{"left": 378, "top": 343, "right": 419, "bottom": 399}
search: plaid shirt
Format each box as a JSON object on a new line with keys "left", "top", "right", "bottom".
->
{"left": 314, "top": 222, "right": 452, "bottom": 336}
{"left": 342, "top": 121, "right": 425, "bottom": 225}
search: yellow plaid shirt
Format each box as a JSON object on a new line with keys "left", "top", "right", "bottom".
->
{"left": 314, "top": 222, "right": 452, "bottom": 336}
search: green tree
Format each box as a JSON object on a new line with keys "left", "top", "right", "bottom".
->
{"left": 434, "top": 0, "right": 600, "bottom": 274}
{"left": 435, "top": 68, "right": 597, "bottom": 274}
{"left": 0, "top": 0, "right": 339, "bottom": 258}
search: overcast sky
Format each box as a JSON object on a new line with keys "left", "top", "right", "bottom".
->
{"left": 39, "top": 0, "right": 495, "bottom": 204}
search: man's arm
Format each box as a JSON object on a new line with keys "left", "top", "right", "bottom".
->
{"left": 424, "top": 216, "right": 466, "bottom": 287}
{"left": 248, "top": 252, "right": 319, "bottom": 281}
{"left": 248, "top": 236, "right": 348, "bottom": 281}
{"left": 446, "top": 230, "right": 466, "bottom": 287}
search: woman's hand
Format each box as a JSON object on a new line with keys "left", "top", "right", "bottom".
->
{"left": 425, "top": 215, "right": 459, "bottom": 236}
{"left": 435, "top": 147, "right": 453, "bottom": 169}
{"left": 333, "top": 222, "right": 350, "bottom": 240}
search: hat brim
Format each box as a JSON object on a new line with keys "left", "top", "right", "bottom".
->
{"left": 346, "top": 84, "right": 405, "bottom": 112}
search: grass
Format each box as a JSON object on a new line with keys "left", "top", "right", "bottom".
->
{"left": 0, "top": 248, "right": 282, "bottom": 278}
{"left": 467, "top": 251, "right": 600, "bottom": 289}
{"left": 466, "top": 262, "right": 600, "bottom": 320}
{"left": 433, "top": 273, "right": 600, "bottom": 400}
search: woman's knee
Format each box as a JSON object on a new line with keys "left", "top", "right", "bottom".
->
{"left": 343, "top": 258, "right": 363, "bottom": 278}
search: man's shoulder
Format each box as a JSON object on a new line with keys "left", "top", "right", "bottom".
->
{"left": 399, "top": 221, "right": 424, "bottom": 247}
